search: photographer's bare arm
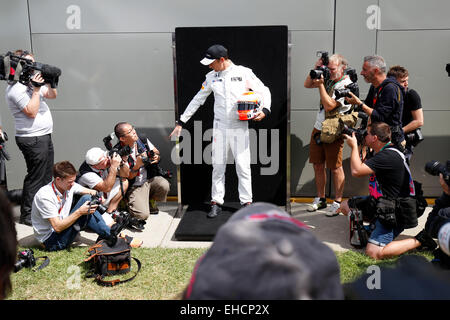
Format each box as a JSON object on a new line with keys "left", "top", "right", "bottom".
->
{"left": 48, "top": 199, "right": 97, "bottom": 233}
{"left": 21, "top": 74, "right": 57, "bottom": 118}
{"left": 93, "top": 153, "right": 122, "bottom": 193}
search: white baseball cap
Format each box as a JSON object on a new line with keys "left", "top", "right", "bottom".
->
{"left": 85, "top": 147, "right": 107, "bottom": 166}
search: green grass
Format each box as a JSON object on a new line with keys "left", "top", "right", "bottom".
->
{"left": 7, "top": 246, "right": 434, "bottom": 300}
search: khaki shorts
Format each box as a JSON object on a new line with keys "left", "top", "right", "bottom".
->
{"left": 309, "top": 128, "right": 344, "bottom": 169}
{"left": 127, "top": 176, "right": 170, "bottom": 220}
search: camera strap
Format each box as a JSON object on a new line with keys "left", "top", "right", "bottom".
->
{"left": 33, "top": 256, "right": 50, "bottom": 272}
{"left": 385, "top": 147, "right": 416, "bottom": 196}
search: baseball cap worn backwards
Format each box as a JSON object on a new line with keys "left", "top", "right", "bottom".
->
{"left": 85, "top": 147, "right": 107, "bottom": 166}
{"left": 200, "top": 44, "right": 228, "bottom": 66}
{"left": 184, "top": 202, "right": 344, "bottom": 300}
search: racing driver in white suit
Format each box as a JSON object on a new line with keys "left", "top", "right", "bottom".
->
{"left": 170, "top": 44, "right": 271, "bottom": 218}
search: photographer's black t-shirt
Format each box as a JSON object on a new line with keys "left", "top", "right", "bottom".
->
{"left": 402, "top": 88, "right": 422, "bottom": 126}
{"left": 365, "top": 146, "right": 411, "bottom": 198}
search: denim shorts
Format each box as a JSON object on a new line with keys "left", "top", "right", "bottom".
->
{"left": 368, "top": 219, "right": 404, "bottom": 247}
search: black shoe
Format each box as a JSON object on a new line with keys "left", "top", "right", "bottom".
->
{"left": 19, "top": 215, "right": 32, "bottom": 226}
{"left": 241, "top": 202, "right": 252, "bottom": 208}
{"left": 207, "top": 204, "right": 222, "bottom": 219}
{"left": 415, "top": 229, "right": 437, "bottom": 251}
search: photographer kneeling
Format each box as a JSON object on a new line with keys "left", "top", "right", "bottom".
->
{"left": 113, "top": 122, "right": 170, "bottom": 221}
{"left": 338, "top": 122, "right": 436, "bottom": 260}
{"left": 76, "top": 147, "right": 129, "bottom": 227}
{"left": 31, "top": 161, "right": 111, "bottom": 252}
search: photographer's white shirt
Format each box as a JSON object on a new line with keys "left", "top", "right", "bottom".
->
{"left": 314, "top": 76, "right": 353, "bottom": 131}
{"left": 31, "top": 181, "right": 84, "bottom": 243}
{"left": 5, "top": 82, "right": 53, "bottom": 137}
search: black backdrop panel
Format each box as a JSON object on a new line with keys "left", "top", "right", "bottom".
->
{"left": 175, "top": 26, "right": 288, "bottom": 206}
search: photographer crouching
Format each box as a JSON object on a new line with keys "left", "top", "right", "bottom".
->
{"left": 76, "top": 147, "right": 129, "bottom": 227}
{"left": 338, "top": 122, "right": 436, "bottom": 260}
{"left": 113, "top": 122, "right": 170, "bottom": 222}
{"left": 420, "top": 160, "right": 450, "bottom": 268}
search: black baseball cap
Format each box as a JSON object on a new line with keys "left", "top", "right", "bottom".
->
{"left": 200, "top": 44, "right": 228, "bottom": 65}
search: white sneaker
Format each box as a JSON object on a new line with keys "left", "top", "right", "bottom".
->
{"left": 307, "top": 197, "right": 327, "bottom": 212}
{"left": 326, "top": 201, "right": 341, "bottom": 217}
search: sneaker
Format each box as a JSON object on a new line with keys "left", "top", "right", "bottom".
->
{"left": 326, "top": 201, "right": 341, "bottom": 217}
{"left": 415, "top": 229, "right": 437, "bottom": 251}
{"left": 207, "top": 203, "right": 222, "bottom": 219}
{"left": 307, "top": 197, "right": 327, "bottom": 212}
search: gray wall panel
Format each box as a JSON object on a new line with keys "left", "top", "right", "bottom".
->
{"left": 377, "top": 30, "right": 450, "bottom": 112}
{"left": 335, "top": 0, "right": 377, "bottom": 96}
{"left": 31, "top": 33, "right": 174, "bottom": 110}
{"left": 380, "top": 0, "right": 450, "bottom": 30}
{"left": 290, "top": 31, "right": 334, "bottom": 110}
{"left": 29, "top": 0, "right": 334, "bottom": 33}
{"left": 0, "top": 0, "right": 30, "bottom": 53}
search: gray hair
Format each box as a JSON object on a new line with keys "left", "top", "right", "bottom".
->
{"left": 364, "top": 55, "right": 386, "bottom": 73}
{"left": 329, "top": 54, "right": 348, "bottom": 68}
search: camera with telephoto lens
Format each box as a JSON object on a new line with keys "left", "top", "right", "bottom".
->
{"left": 103, "top": 134, "right": 132, "bottom": 158}
{"left": 138, "top": 148, "right": 173, "bottom": 180}
{"left": 88, "top": 193, "right": 108, "bottom": 216}
{"left": 335, "top": 68, "right": 360, "bottom": 100}
{"left": 425, "top": 160, "right": 450, "bottom": 186}
{"left": 341, "top": 111, "right": 369, "bottom": 146}
{"left": 310, "top": 51, "right": 330, "bottom": 80}
{"left": 0, "top": 52, "right": 61, "bottom": 88}
{"left": 405, "top": 128, "right": 424, "bottom": 147}
{"left": 14, "top": 249, "right": 36, "bottom": 272}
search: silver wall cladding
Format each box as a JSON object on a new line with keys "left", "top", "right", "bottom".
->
{"left": 380, "top": 0, "right": 450, "bottom": 30}
{"left": 0, "top": 0, "right": 30, "bottom": 53}
{"left": 31, "top": 33, "right": 174, "bottom": 110}
{"left": 28, "top": 0, "right": 334, "bottom": 33}
{"left": 377, "top": 30, "right": 450, "bottom": 111}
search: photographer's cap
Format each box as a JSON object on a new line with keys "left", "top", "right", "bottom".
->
{"left": 85, "top": 147, "right": 107, "bottom": 166}
{"left": 200, "top": 44, "right": 228, "bottom": 66}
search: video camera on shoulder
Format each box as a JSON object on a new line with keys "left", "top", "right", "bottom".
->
{"left": 310, "top": 51, "right": 330, "bottom": 80}
{"left": 0, "top": 52, "right": 61, "bottom": 88}
{"left": 425, "top": 159, "right": 450, "bottom": 186}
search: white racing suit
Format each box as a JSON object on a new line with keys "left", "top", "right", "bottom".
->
{"left": 180, "top": 63, "right": 271, "bottom": 205}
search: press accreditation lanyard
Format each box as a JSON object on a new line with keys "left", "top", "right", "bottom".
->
{"left": 51, "top": 182, "right": 67, "bottom": 214}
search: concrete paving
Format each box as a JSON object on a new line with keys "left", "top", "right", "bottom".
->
{"left": 13, "top": 201, "right": 431, "bottom": 253}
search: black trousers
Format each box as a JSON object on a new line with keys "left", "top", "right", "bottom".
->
{"left": 15, "top": 134, "right": 54, "bottom": 219}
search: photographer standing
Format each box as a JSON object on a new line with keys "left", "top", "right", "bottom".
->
{"left": 31, "top": 161, "right": 111, "bottom": 251}
{"left": 114, "top": 122, "right": 170, "bottom": 222}
{"left": 5, "top": 50, "right": 56, "bottom": 226}
{"left": 304, "top": 53, "right": 353, "bottom": 216}
{"left": 76, "top": 147, "right": 129, "bottom": 226}
{"left": 346, "top": 55, "right": 405, "bottom": 150}
{"left": 387, "top": 66, "right": 424, "bottom": 163}
{"left": 338, "top": 122, "right": 436, "bottom": 260}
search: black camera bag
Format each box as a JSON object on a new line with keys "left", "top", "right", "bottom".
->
{"left": 85, "top": 237, "right": 141, "bottom": 287}
{"left": 375, "top": 197, "right": 397, "bottom": 229}
{"left": 396, "top": 197, "right": 418, "bottom": 229}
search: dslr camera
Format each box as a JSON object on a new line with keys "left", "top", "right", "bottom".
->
{"left": 425, "top": 160, "right": 450, "bottom": 186}
{"left": 334, "top": 68, "right": 360, "bottom": 100}
{"left": 0, "top": 52, "right": 61, "bottom": 88}
{"left": 405, "top": 128, "right": 424, "bottom": 147}
{"left": 309, "top": 51, "right": 330, "bottom": 80}
{"left": 341, "top": 112, "right": 369, "bottom": 146}
{"left": 103, "top": 134, "right": 132, "bottom": 158}
{"left": 14, "top": 249, "right": 36, "bottom": 272}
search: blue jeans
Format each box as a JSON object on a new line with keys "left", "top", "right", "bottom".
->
{"left": 368, "top": 219, "right": 404, "bottom": 247}
{"left": 44, "top": 195, "right": 110, "bottom": 251}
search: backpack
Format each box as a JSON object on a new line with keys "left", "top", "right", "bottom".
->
{"left": 84, "top": 237, "right": 141, "bottom": 286}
